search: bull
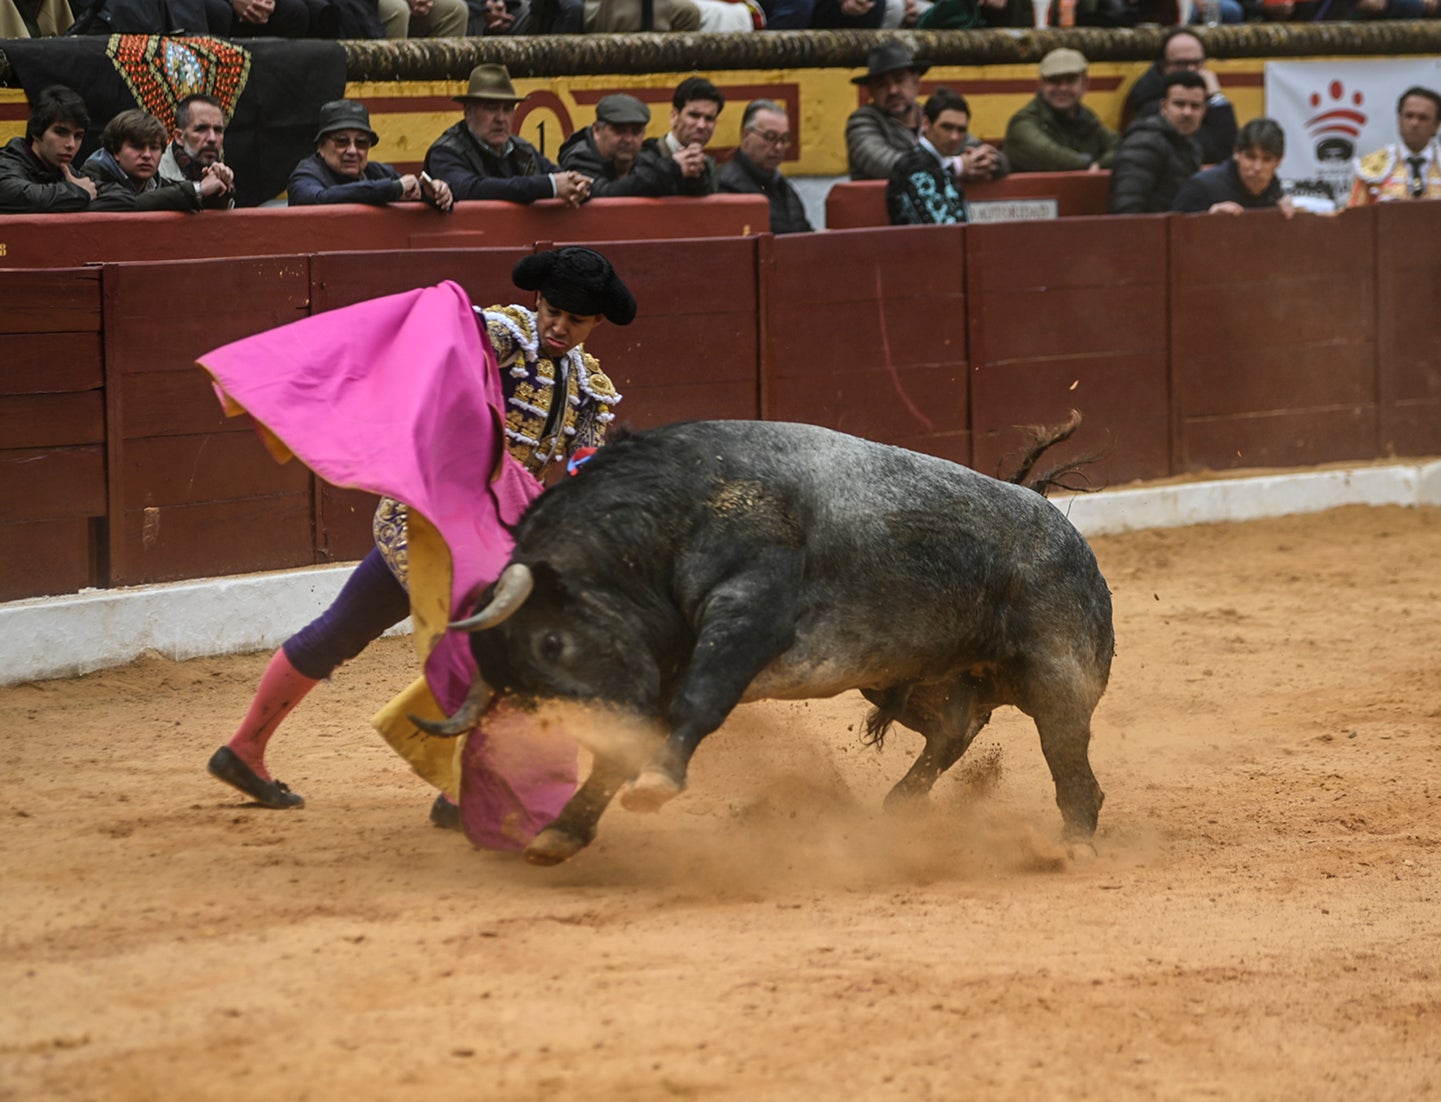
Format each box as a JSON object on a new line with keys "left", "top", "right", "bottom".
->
{"left": 423, "top": 419, "right": 1114, "bottom": 866}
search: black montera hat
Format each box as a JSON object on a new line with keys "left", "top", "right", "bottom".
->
{"left": 512, "top": 247, "right": 637, "bottom": 326}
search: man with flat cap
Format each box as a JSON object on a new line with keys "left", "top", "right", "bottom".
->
{"left": 207, "top": 245, "right": 635, "bottom": 837}
{"left": 289, "top": 100, "right": 454, "bottom": 209}
{"left": 846, "top": 41, "right": 1008, "bottom": 185}
{"left": 1004, "top": 48, "right": 1118, "bottom": 173}
{"left": 425, "top": 64, "right": 591, "bottom": 206}
{"left": 558, "top": 93, "right": 680, "bottom": 198}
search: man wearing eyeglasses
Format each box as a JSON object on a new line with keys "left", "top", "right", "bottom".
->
{"left": 1123, "top": 29, "right": 1236, "bottom": 165}
{"left": 288, "top": 100, "right": 454, "bottom": 210}
{"left": 1348, "top": 86, "right": 1441, "bottom": 206}
{"left": 718, "top": 99, "right": 812, "bottom": 234}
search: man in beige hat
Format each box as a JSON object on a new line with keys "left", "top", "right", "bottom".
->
{"left": 424, "top": 64, "right": 591, "bottom": 205}
{"left": 845, "top": 41, "right": 1007, "bottom": 184}
{"left": 1004, "top": 47, "right": 1118, "bottom": 173}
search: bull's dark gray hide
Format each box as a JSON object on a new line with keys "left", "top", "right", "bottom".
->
{"left": 444, "top": 420, "right": 1115, "bottom": 866}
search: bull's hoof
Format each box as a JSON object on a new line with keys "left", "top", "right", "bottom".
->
{"left": 1065, "top": 839, "right": 1097, "bottom": 864}
{"left": 523, "top": 827, "right": 588, "bottom": 866}
{"left": 618, "top": 768, "right": 684, "bottom": 814}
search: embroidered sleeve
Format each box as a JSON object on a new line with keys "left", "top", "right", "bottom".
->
{"left": 570, "top": 350, "right": 623, "bottom": 451}
{"left": 480, "top": 305, "right": 537, "bottom": 373}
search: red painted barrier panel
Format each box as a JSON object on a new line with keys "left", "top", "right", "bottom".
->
{"left": 1374, "top": 201, "right": 1441, "bottom": 458}
{"left": 0, "top": 196, "right": 770, "bottom": 271}
{"left": 1170, "top": 206, "right": 1378, "bottom": 472}
{"left": 101, "top": 258, "right": 316, "bottom": 586}
{"left": 967, "top": 215, "right": 1170, "bottom": 487}
{"left": 0, "top": 268, "right": 105, "bottom": 600}
{"left": 825, "top": 172, "right": 1114, "bottom": 230}
{"left": 765, "top": 226, "right": 970, "bottom": 463}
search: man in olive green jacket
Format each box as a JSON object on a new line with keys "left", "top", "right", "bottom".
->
{"left": 1003, "top": 48, "right": 1119, "bottom": 173}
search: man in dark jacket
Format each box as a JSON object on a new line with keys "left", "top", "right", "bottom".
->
{"left": 0, "top": 85, "right": 96, "bottom": 214}
{"left": 627, "top": 76, "right": 724, "bottom": 197}
{"left": 1004, "top": 48, "right": 1119, "bottom": 173}
{"left": 719, "top": 99, "right": 812, "bottom": 234}
{"left": 424, "top": 64, "right": 591, "bottom": 205}
{"left": 289, "top": 99, "right": 453, "bottom": 209}
{"left": 83, "top": 109, "right": 222, "bottom": 212}
{"left": 1108, "top": 70, "right": 1206, "bottom": 214}
{"left": 557, "top": 94, "right": 681, "bottom": 199}
{"left": 1124, "top": 29, "right": 1237, "bottom": 166}
{"left": 1173, "top": 117, "right": 1296, "bottom": 218}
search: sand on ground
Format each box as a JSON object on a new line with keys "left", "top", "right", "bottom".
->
{"left": 2, "top": 504, "right": 1439, "bottom": 1101}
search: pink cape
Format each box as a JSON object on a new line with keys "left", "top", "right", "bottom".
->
{"left": 198, "top": 280, "right": 576, "bottom": 850}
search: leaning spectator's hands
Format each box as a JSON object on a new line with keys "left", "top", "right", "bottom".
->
{"left": 552, "top": 171, "right": 591, "bottom": 207}
{"left": 63, "top": 164, "right": 98, "bottom": 199}
{"left": 960, "top": 143, "right": 1001, "bottom": 182}
{"left": 1277, "top": 196, "right": 1296, "bottom": 219}
{"left": 203, "top": 163, "right": 235, "bottom": 195}
{"left": 423, "top": 175, "right": 454, "bottom": 211}
{"left": 482, "top": 0, "right": 514, "bottom": 30}
{"left": 408, "top": 0, "right": 434, "bottom": 12}
{"left": 1208, "top": 201, "right": 1244, "bottom": 215}
{"left": 901, "top": 0, "right": 919, "bottom": 23}
{"left": 673, "top": 143, "right": 707, "bottom": 178}
{"left": 838, "top": 0, "right": 874, "bottom": 15}
{"left": 232, "top": 0, "right": 273, "bottom": 23}
{"left": 399, "top": 174, "right": 423, "bottom": 200}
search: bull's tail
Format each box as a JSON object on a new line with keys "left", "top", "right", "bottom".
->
{"left": 1003, "top": 409, "right": 1106, "bottom": 498}
{"left": 861, "top": 686, "right": 907, "bottom": 751}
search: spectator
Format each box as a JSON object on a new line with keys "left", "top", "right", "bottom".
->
{"left": 718, "top": 99, "right": 813, "bottom": 234}
{"left": 1348, "top": 86, "right": 1441, "bottom": 206}
{"left": 1005, "top": 48, "right": 1119, "bottom": 173}
{"left": 557, "top": 94, "right": 678, "bottom": 198}
{"left": 846, "top": 41, "right": 1008, "bottom": 183}
{"left": 83, "top": 109, "right": 222, "bottom": 212}
{"left": 1173, "top": 117, "right": 1296, "bottom": 218}
{"left": 159, "top": 94, "right": 235, "bottom": 210}
{"left": 424, "top": 64, "right": 591, "bottom": 206}
{"left": 467, "top": 0, "right": 521, "bottom": 31}
{"left": 0, "top": 85, "right": 95, "bottom": 214}
{"left": 377, "top": 0, "right": 467, "bottom": 37}
{"left": 289, "top": 100, "right": 453, "bottom": 210}
{"left": 0, "top": 0, "right": 73, "bottom": 35}
{"left": 210, "top": 0, "right": 310, "bottom": 36}
{"left": 886, "top": 88, "right": 969, "bottom": 226}
{"left": 1109, "top": 71, "right": 1206, "bottom": 214}
{"left": 583, "top": 0, "right": 700, "bottom": 29}
{"left": 1124, "top": 28, "right": 1237, "bottom": 165}
{"left": 639, "top": 76, "right": 724, "bottom": 196}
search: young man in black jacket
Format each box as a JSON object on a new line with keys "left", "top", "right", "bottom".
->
{"left": 1109, "top": 70, "right": 1206, "bottom": 215}
{"left": 0, "top": 85, "right": 95, "bottom": 214}
{"left": 1173, "top": 117, "right": 1296, "bottom": 218}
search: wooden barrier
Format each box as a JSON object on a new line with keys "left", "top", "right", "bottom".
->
{"left": 5, "top": 205, "right": 1441, "bottom": 603}
{"left": 0, "top": 269, "right": 105, "bottom": 602}
{"left": 0, "top": 196, "right": 771, "bottom": 271}
{"left": 825, "top": 172, "right": 1113, "bottom": 230}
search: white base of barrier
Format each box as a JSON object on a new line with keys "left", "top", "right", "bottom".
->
{"left": 3, "top": 458, "right": 1439, "bottom": 687}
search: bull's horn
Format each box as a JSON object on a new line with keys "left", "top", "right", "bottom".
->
{"left": 450, "top": 563, "right": 534, "bottom": 632}
{"left": 407, "top": 675, "right": 495, "bottom": 738}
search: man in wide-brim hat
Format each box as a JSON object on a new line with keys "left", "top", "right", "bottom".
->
{"left": 288, "top": 98, "right": 454, "bottom": 210}
{"left": 845, "top": 41, "right": 1008, "bottom": 184}
{"left": 424, "top": 63, "right": 592, "bottom": 206}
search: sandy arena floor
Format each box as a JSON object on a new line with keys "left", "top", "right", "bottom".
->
{"left": 2, "top": 504, "right": 1439, "bottom": 1101}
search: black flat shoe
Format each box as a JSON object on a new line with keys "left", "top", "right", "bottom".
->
{"left": 208, "top": 746, "right": 305, "bottom": 809}
{"left": 429, "top": 792, "right": 462, "bottom": 831}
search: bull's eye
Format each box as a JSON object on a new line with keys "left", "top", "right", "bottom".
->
{"left": 539, "top": 631, "right": 565, "bottom": 662}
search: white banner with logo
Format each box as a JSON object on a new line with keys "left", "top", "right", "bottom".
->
{"left": 1264, "top": 59, "right": 1441, "bottom": 209}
